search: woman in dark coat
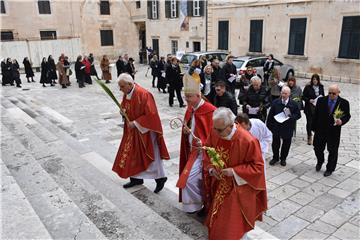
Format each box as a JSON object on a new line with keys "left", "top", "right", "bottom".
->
{"left": 302, "top": 73, "right": 325, "bottom": 145}
{"left": 75, "top": 55, "right": 85, "bottom": 88}
{"left": 11, "top": 59, "right": 22, "bottom": 88}
{"left": 222, "top": 55, "right": 237, "bottom": 95}
{"left": 150, "top": 55, "right": 159, "bottom": 88}
{"left": 40, "top": 57, "right": 53, "bottom": 87}
{"left": 2, "top": 58, "right": 13, "bottom": 86}
{"left": 23, "top": 57, "right": 35, "bottom": 83}
{"left": 157, "top": 56, "right": 167, "bottom": 93}
{"left": 126, "top": 58, "right": 136, "bottom": 80}
{"left": 47, "top": 55, "right": 58, "bottom": 84}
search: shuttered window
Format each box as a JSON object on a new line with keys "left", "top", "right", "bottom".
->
{"left": 136, "top": 1, "right": 141, "bottom": 9}
{"left": 171, "top": 40, "right": 178, "bottom": 55}
{"left": 100, "top": 30, "right": 113, "bottom": 46}
{"left": 147, "top": 0, "right": 159, "bottom": 19}
{"left": 38, "top": 0, "right": 51, "bottom": 14}
{"left": 338, "top": 16, "right": 360, "bottom": 59}
{"left": 218, "top": 21, "right": 229, "bottom": 50}
{"left": 288, "top": 18, "right": 307, "bottom": 55}
{"left": 187, "top": 0, "right": 204, "bottom": 17}
{"left": 165, "top": 0, "right": 179, "bottom": 18}
{"left": 249, "top": 20, "right": 263, "bottom": 52}
{"left": 100, "top": 0, "right": 110, "bottom": 15}
{"left": 40, "top": 31, "right": 57, "bottom": 40}
{"left": 1, "top": 31, "right": 14, "bottom": 41}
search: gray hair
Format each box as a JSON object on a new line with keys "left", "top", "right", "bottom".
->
{"left": 117, "top": 73, "right": 134, "bottom": 84}
{"left": 213, "top": 107, "right": 236, "bottom": 126}
{"left": 281, "top": 85, "right": 291, "bottom": 94}
{"left": 250, "top": 76, "right": 261, "bottom": 85}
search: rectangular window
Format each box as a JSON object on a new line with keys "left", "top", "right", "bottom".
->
{"left": 338, "top": 16, "right": 360, "bottom": 59}
{"left": 38, "top": 0, "right": 51, "bottom": 14}
{"left": 218, "top": 20, "right": 229, "bottom": 50}
{"left": 1, "top": 0, "right": 6, "bottom": 14}
{"left": 193, "top": 41, "right": 201, "bottom": 52}
{"left": 249, "top": 20, "right": 263, "bottom": 52}
{"left": 100, "top": 0, "right": 110, "bottom": 15}
{"left": 193, "top": 0, "right": 200, "bottom": 17}
{"left": 170, "top": 0, "right": 177, "bottom": 18}
{"left": 40, "top": 30, "right": 56, "bottom": 40}
{"left": 152, "top": 38, "right": 159, "bottom": 56}
{"left": 1, "top": 31, "right": 14, "bottom": 41}
{"left": 100, "top": 30, "right": 113, "bottom": 46}
{"left": 152, "top": 0, "right": 157, "bottom": 19}
{"left": 136, "top": 1, "right": 141, "bottom": 9}
{"left": 171, "top": 40, "right": 178, "bottom": 55}
{"left": 288, "top": 18, "right": 307, "bottom": 55}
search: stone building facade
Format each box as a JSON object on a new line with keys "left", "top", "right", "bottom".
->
{"left": 1, "top": 0, "right": 359, "bottom": 83}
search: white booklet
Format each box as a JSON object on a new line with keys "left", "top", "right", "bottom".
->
{"left": 228, "top": 75, "right": 236, "bottom": 83}
{"left": 248, "top": 107, "right": 259, "bottom": 115}
{"left": 312, "top": 95, "right": 322, "bottom": 106}
{"left": 274, "top": 111, "right": 290, "bottom": 123}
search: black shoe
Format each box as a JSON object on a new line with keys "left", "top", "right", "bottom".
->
{"left": 50, "top": 84, "right": 55, "bottom": 86}
{"left": 53, "top": 81, "right": 57, "bottom": 84}
{"left": 105, "top": 80, "right": 110, "bottom": 84}
{"left": 280, "top": 160, "right": 286, "bottom": 166}
{"left": 324, "top": 171, "right": 332, "bottom": 177}
{"left": 315, "top": 164, "right": 322, "bottom": 172}
{"left": 154, "top": 177, "right": 167, "bottom": 193}
{"left": 163, "top": 90, "right": 167, "bottom": 94}
{"left": 10, "top": 83, "right": 14, "bottom": 86}
{"left": 32, "top": 80, "right": 36, "bottom": 82}
{"left": 196, "top": 207, "right": 206, "bottom": 217}
{"left": 180, "top": 104, "right": 187, "bottom": 108}
{"left": 42, "top": 84, "right": 46, "bottom": 87}
{"left": 123, "top": 178, "right": 144, "bottom": 189}
{"left": 16, "top": 85, "right": 21, "bottom": 88}
{"left": 269, "top": 159, "right": 278, "bottom": 166}
{"left": 169, "top": 104, "right": 173, "bottom": 107}
{"left": 28, "top": 80, "right": 31, "bottom": 83}
{"left": 62, "top": 85, "right": 67, "bottom": 88}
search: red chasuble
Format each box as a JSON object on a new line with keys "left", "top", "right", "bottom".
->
{"left": 204, "top": 125, "right": 267, "bottom": 240}
{"left": 112, "top": 84, "right": 170, "bottom": 178}
{"left": 176, "top": 101, "right": 216, "bottom": 199}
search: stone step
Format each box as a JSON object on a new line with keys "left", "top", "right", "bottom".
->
{"left": 1, "top": 122, "right": 107, "bottom": 240}
{"left": 1, "top": 99, "right": 195, "bottom": 239}
{"left": 1, "top": 158, "right": 52, "bottom": 239}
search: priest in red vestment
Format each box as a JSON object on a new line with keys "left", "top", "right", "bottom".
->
{"left": 204, "top": 107, "right": 267, "bottom": 240}
{"left": 176, "top": 73, "right": 216, "bottom": 213}
{"left": 112, "top": 73, "right": 170, "bottom": 193}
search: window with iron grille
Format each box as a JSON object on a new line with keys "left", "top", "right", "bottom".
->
{"left": 100, "top": 0, "right": 110, "bottom": 15}
{"left": 249, "top": 20, "right": 263, "bottom": 52}
{"left": 1, "top": 31, "right": 14, "bottom": 41}
{"left": 171, "top": 40, "right": 178, "bottom": 55}
{"left": 136, "top": 1, "right": 141, "bottom": 9}
{"left": 40, "top": 30, "right": 57, "bottom": 40}
{"left": 288, "top": 18, "right": 307, "bottom": 55}
{"left": 100, "top": 30, "right": 113, "bottom": 46}
{"left": 1, "top": 0, "right": 6, "bottom": 14}
{"left": 38, "top": 0, "right": 51, "bottom": 14}
{"left": 338, "top": 16, "right": 360, "bottom": 59}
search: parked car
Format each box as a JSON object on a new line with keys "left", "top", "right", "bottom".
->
{"left": 233, "top": 56, "right": 295, "bottom": 87}
{"left": 179, "top": 51, "right": 229, "bottom": 74}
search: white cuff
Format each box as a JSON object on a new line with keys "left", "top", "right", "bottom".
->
{"left": 134, "top": 121, "right": 149, "bottom": 134}
{"left": 232, "top": 169, "right": 247, "bottom": 186}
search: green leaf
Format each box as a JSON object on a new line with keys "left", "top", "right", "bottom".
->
{"left": 95, "top": 79, "right": 121, "bottom": 109}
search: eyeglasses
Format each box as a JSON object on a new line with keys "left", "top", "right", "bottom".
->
{"left": 328, "top": 92, "right": 337, "bottom": 95}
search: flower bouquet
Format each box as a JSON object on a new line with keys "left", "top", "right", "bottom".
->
{"left": 202, "top": 146, "right": 225, "bottom": 169}
{"left": 333, "top": 105, "right": 344, "bottom": 126}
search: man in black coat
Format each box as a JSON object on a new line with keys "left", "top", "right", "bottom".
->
{"left": 312, "top": 84, "right": 351, "bottom": 177}
{"left": 222, "top": 55, "right": 237, "bottom": 95}
{"left": 116, "top": 56, "right": 125, "bottom": 77}
{"left": 213, "top": 81, "right": 238, "bottom": 115}
{"left": 267, "top": 86, "right": 301, "bottom": 166}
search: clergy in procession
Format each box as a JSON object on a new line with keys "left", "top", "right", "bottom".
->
{"left": 203, "top": 107, "right": 267, "bottom": 240}
{"left": 112, "top": 73, "right": 169, "bottom": 193}
{"left": 176, "top": 73, "right": 216, "bottom": 214}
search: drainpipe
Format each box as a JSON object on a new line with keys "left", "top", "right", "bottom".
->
{"left": 205, "top": 0, "right": 208, "bottom": 51}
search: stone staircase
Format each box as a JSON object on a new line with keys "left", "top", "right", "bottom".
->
{"left": 1, "top": 87, "right": 276, "bottom": 239}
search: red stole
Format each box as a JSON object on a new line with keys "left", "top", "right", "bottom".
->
{"left": 112, "top": 85, "right": 170, "bottom": 178}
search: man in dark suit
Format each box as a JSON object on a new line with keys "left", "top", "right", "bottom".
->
{"left": 312, "top": 84, "right": 351, "bottom": 177}
{"left": 267, "top": 86, "right": 301, "bottom": 166}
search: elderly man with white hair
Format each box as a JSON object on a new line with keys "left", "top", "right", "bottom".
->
{"left": 242, "top": 75, "right": 269, "bottom": 122}
{"left": 203, "top": 107, "right": 267, "bottom": 240}
{"left": 266, "top": 86, "right": 301, "bottom": 166}
{"left": 112, "top": 73, "right": 170, "bottom": 193}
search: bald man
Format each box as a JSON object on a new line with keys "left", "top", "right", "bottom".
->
{"left": 312, "top": 84, "right": 351, "bottom": 177}
{"left": 267, "top": 86, "right": 301, "bottom": 166}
